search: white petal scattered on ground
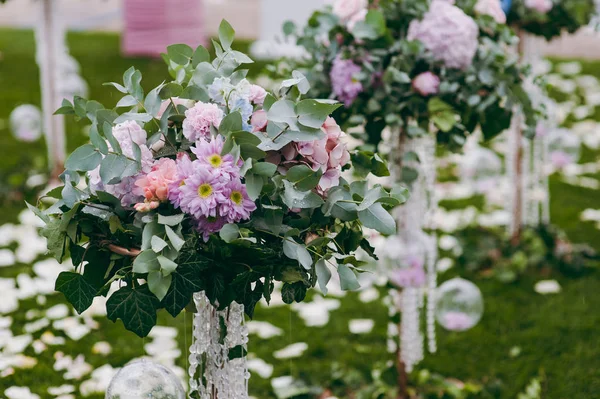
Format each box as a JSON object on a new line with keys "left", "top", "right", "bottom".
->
{"left": 36, "top": 295, "right": 47, "bottom": 306}
{"left": 1, "top": 367, "right": 15, "bottom": 378}
{"left": 148, "top": 325, "right": 178, "bottom": 339}
{"left": 292, "top": 295, "right": 340, "bottom": 327}
{"left": 557, "top": 61, "right": 582, "bottom": 76}
{"left": 24, "top": 318, "right": 50, "bottom": 334}
{"left": 437, "top": 257, "right": 454, "bottom": 273}
{"left": 0, "top": 249, "right": 15, "bottom": 267}
{"left": 47, "top": 385, "right": 75, "bottom": 395}
{"left": 46, "top": 304, "right": 70, "bottom": 320}
{"left": 246, "top": 320, "right": 284, "bottom": 339}
{"left": 91, "top": 341, "right": 112, "bottom": 356}
{"left": 25, "top": 309, "right": 41, "bottom": 320}
{"left": 358, "top": 287, "right": 379, "bottom": 303}
{"left": 581, "top": 208, "right": 600, "bottom": 222}
{"left": 25, "top": 173, "right": 47, "bottom": 188}
{"left": 348, "top": 319, "right": 375, "bottom": 334}
{"left": 4, "top": 386, "right": 40, "bottom": 399}
{"left": 54, "top": 352, "right": 92, "bottom": 380}
{"left": 40, "top": 331, "right": 66, "bottom": 346}
{"left": 273, "top": 342, "right": 308, "bottom": 359}
{"left": 53, "top": 317, "right": 91, "bottom": 341}
{"left": 4, "top": 334, "right": 32, "bottom": 354}
{"left": 0, "top": 278, "right": 19, "bottom": 314}
{"left": 31, "top": 340, "right": 47, "bottom": 354}
{"left": 573, "top": 105, "right": 593, "bottom": 120}
{"left": 439, "top": 235, "right": 459, "bottom": 251}
{"left": 247, "top": 357, "right": 274, "bottom": 379}
{"left": 534, "top": 280, "right": 562, "bottom": 295}
{"left": 79, "top": 364, "right": 118, "bottom": 396}
{"left": 0, "top": 316, "right": 12, "bottom": 329}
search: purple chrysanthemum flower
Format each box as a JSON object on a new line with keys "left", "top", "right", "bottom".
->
{"left": 168, "top": 153, "right": 195, "bottom": 208}
{"left": 190, "top": 136, "right": 239, "bottom": 179}
{"left": 330, "top": 56, "right": 363, "bottom": 107}
{"left": 177, "top": 167, "right": 226, "bottom": 219}
{"left": 196, "top": 215, "right": 228, "bottom": 242}
{"left": 220, "top": 179, "right": 257, "bottom": 223}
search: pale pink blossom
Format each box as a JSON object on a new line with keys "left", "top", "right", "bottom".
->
{"left": 474, "top": 0, "right": 507, "bottom": 24}
{"left": 251, "top": 110, "right": 268, "bottom": 133}
{"left": 412, "top": 72, "right": 441, "bottom": 96}
{"left": 332, "top": 0, "right": 368, "bottom": 21}
{"left": 182, "top": 102, "right": 224, "bottom": 142}
{"left": 524, "top": 0, "right": 553, "bottom": 13}
{"left": 347, "top": 8, "right": 368, "bottom": 31}
{"left": 134, "top": 158, "right": 178, "bottom": 207}
{"left": 249, "top": 85, "right": 267, "bottom": 105}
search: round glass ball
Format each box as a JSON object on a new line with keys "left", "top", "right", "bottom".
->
{"left": 105, "top": 359, "right": 185, "bottom": 399}
{"left": 435, "top": 278, "right": 484, "bottom": 332}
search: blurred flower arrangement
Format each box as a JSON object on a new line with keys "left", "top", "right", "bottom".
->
{"left": 29, "top": 21, "right": 405, "bottom": 337}
{"left": 451, "top": 224, "right": 599, "bottom": 282}
{"left": 279, "top": 0, "right": 540, "bottom": 151}
{"left": 506, "top": 0, "right": 595, "bottom": 40}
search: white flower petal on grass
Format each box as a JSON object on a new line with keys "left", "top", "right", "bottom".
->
{"left": 148, "top": 326, "right": 178, "bottom": 339}
{"left": 247, "top": 357, "right": 274, "bottom": 379}
{"left": 46, "top": 304, "right": 70, "bottom": 320}
{"left": 437, "top": 257, "right": 454, "bottom": 273}
{"left": 534, "top": 280, "right": 561, "bottom": 295}
{"left": 292, "top": 296, "right": 340, "bottom": 327}
{"left": 581, "top": 209, "right": 600, "bottom": 222}
{"left": 273, "top": 342, "right": 308, "bottom": 359}
{"left": 358, "top": 287, "right": 379, "bottom": 303}
{"left": 32, "top": 340, "right": 47, "bottom": 354}
{"left": 4, "top": 334, "right": 32, "bottom": 354}
{"left": 348, "top": 319, "right": 374, "bottom": 334}
{"left": 24, "top": 318, "right": 50, "bottom": 334}
{"left": 91, "top": 341, "right": 112, "bottom": 356}
{"left": 48, "top": 385, "right": 75, "bottom": 396}
{"left": 246, "top": 321, "right": 283, "bottom": 339}
{"left": 79, "top": 364, "right": 118, "bottom": 396}
{"left": 557, "top": 61, "right": 582, "bottom": 76}
{"left": 0, "top": 249, "right": 15, "bottom": 267}
{"left": 5, "top": 386, "right": 40, "bottom": 399}
{"left": 40, "top": 331, "right": 66, "bottom": 346}
{"left": 54, "top": 352, "right": 92, "bottom": 380}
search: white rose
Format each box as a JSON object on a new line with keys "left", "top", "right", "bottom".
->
{"left": 332, "top": 0, "right": 368, "bottom": 21}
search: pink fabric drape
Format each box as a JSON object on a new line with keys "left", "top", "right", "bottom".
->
{"left": 123, "top": 0, "right": 205, "bottom": 57}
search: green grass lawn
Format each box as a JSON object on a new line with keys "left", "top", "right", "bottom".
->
{"left": 0, "top": 29, "right": 598, "bottom": 398}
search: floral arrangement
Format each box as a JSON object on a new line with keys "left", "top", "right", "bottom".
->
{"left": 450, "top": 224, "right": 598, "bottom": 282}
{"left": 280, "top": 0, "right": 540, "bottom": 153}
{"left": 506, "top": 0, "right": 595, "bottom": 40}
{"left": 30, "top": 21, "right": 404, "bottom": 337}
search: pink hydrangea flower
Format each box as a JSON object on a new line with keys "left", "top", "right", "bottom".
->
{"left": 133, "top": 158, "right": 178, "bottom": 211}
{"left": 407, "top": 0, "right": 479, "bottom": 70}
{"left": 412, "top": 72, "right": 441, "bottom": 96}
{"left": 190, "top": 135, "right": 240, "bottom": 179}
{"left": 474, "top": 0, "right": 507, "bottom": 24}
{"left": 249, "top": 85, "right": 267, "bottom": 105}
{"left": 524, "top": 0, "right": 553, "bottom": 13}
{"left": 251, "top": 110, "right": 268, "bottom": 133}
{"left": 332, "top": 0, "right": 368, "bottom": 21}
{"left": 220, "top": 179, "right": 257, "bottom": 223}
{"left": 182, "top": 102, "right": 224, "bottom": 142}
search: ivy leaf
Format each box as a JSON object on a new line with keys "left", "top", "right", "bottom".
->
{"left": 162, "top": 263, "right": 205, "bottom": 317}
{"left": 65, "top": 144, "right": 102, "bottom": 171}
{"left": 358, "top": 203, "right": 396, "bottom": 235}
{"left": 283, "top": 239, "right": 313, "bottom": 270}
{"left": 337, "top": 264, "right": 361, "bottom": 291}
{"left": 106, "top": 286, "right": 161, "bottom": 338}
{"left": 281, "top": 282, "right": 307, "bottom": 304}
{"left": 55, "top": 272, "right": 97, "bottom": 314}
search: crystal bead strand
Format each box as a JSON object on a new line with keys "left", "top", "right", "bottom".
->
{"left": 188, "top": 292, "right": 249, "bottom": 399}
{"left": 400, "top": 287, "right": 423, "bottom": 372}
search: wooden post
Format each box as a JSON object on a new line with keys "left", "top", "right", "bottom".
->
{"left": 396, "top": 319, "right": 409, "bottom": 399}
{"left": 39, "top": 0, "right": 66, "bottom": 179}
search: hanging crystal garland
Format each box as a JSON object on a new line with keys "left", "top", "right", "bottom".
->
{"left": 385, "top": 128, "right": 438, "bottom": 373}
{"left": 188, "top": 292, "right": 250, "bottom": 399}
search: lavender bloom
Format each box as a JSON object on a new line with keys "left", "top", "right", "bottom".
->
{"left": 190, "top": 135, "right": 239, "bottom": 179}
{"left": 220, "top": 179, "right": 257, "bottom": 224}
{"left": 330, "top": 56, "right": 363, "bottom": 107}
{"left": 177, "top": 167, "right": 227, "bottom": 220}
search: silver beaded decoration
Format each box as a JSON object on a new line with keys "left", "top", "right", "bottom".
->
{"left": 188, "top": 292, "right": 250, "bottom": 399}
{"left": 387, "top": 130, "right": 438, "bottom": 373}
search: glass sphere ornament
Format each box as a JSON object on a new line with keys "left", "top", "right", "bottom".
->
{"left": 435, "top": 278, "right": 483, "bottom": 332}
{"left": 547, "top": 128, "right": 581, "bottom": 169}
{"left": 9, "top": 104, "right": 42, "bottom": 142}
{"left": 459, "top": 146, "right": 502, "bottom": 193}
{"left": 105, "top": 359, "right": 185, "bottom": 399}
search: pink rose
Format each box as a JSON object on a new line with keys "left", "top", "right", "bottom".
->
{"left": 134, "top": 158, "right": 178, "bottom": 211}
{"left": 249, "top": 85, "right": 267, "bottom": 105}
{"left": 524, "top": 0, "right": 553, "bottom": 13}
{"left": 474, "top": 0, "right": 506, "bottom": 24}
{"left": 332, "top": 0, "right": 368, "bottom": 21}
{"left": 412, "top": 72, "right": 441, "bottom": 96}
{"left": 251, "top": 110, "right": 268, "bottom": 133}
